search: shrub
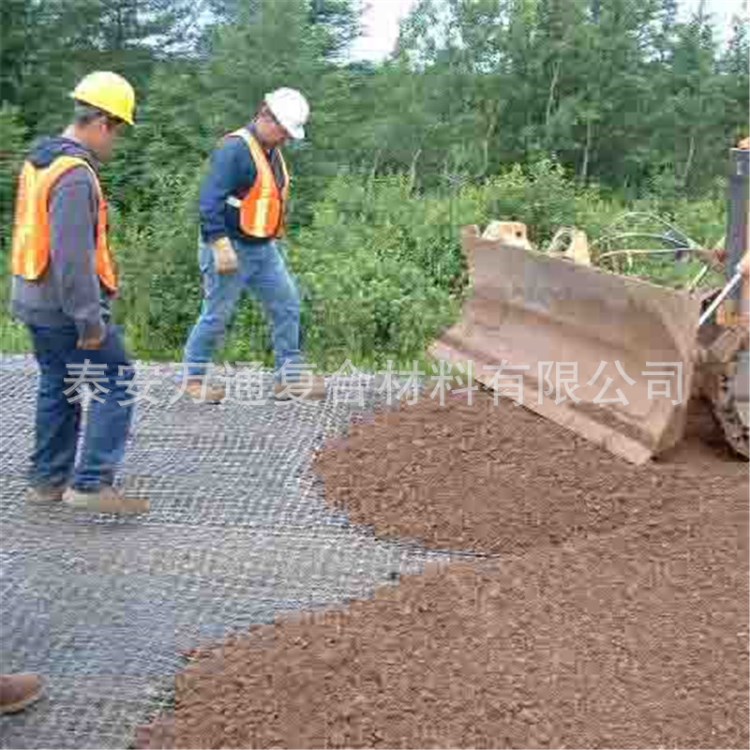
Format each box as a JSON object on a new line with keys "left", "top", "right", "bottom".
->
{"left": 2, "top": 155, "right": 727, "bottom": 368}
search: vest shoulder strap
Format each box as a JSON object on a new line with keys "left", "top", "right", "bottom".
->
{"left": 227, "top": 128, "right": 264, "bottom": 162}
{"left": 41, "top": 156, "right": 103, "bottom": 200}
{"left": 277, "top": 149, "right": 289, "bottom": 191}
{"left": 227, "top": 128, "right": 254, "bottom": 150}
{"left": 227, "top": 129, "right": 286, "bottom": 183}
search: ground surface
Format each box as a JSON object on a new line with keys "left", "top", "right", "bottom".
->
{"left": 0, "top": 358, "right": 447, "bottom": 749}
{"left": 140, "top": 393, "right": 748, "bottom": 749}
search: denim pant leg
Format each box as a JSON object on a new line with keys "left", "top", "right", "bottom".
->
{"left": 184, "top": 242, "right": 246, "bottom": 379}
{"left": 240, "top": 240, "right": 302, "bottom": 380}
{"left": 27, "top": 324, "right": 81, "bottom": 488}
{"left": 73, "top": 325, "right": 134, "bottom": 491}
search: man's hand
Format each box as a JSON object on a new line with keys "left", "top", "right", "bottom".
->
{"left": 77, "top": 327, "right": 106, "bottom": 350}
{"left": 211, "top": 237, "right": 239, "bottom": 275}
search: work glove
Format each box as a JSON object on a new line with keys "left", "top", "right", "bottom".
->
{"left": 211, "top": 237, "right": 239, "bottom": 275}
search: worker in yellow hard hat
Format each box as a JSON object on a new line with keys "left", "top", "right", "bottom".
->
{"left": 9, "top": 71, "right": 148, "bottom": 515}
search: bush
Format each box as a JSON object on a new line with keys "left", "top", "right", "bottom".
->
{"left": 480, "top": 159, "right": 624, "bottom": 246}
{"left": 111, "top": 167, "right": 204, "bottom": 360}
{"left": 0, "top": 106, "right": 27, "bottom": 311}
{"left": 3, "top": 154, "right": 727, "bottom": 368}
{"left": 291, "top": 182, "right": 462, "bottom": 369}
{"left": 289, "top": 175, "right": 489, "bottom": 369}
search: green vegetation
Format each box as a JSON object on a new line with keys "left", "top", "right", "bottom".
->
{"left": 1, "top": 0, "right": 746, "bottom": 367}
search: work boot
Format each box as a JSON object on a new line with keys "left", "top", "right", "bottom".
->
{"left": 63, "top": 486, "right": 150, "bottom": 515}
{"left": 185, "top": 379, "right": 226, "bottom": 404}
{"left": 26, "top": 484, "right": 65, "bottom": 503}
{"left": 0, "top": 674, "right": 43, "bottom": 715}
{"left": 273, "top": 376, "right": 327, "bottom": 402}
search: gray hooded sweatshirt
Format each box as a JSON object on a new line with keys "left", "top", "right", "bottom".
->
{"left": 10, "top": 135, "right": 111, "bottom": 341}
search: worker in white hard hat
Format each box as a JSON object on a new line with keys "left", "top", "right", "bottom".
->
{"left": 183, "top": 87, "right": 326, "bottom": 402}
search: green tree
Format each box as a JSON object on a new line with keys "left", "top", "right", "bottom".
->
{"left": 0, "top": 105, "right": 27, "bottom": 257}
{"left": 720, "top": 13, "right": 750, "bottom": 146}
{"left": 0, "top": 0, "right": 201, "bottom": 135}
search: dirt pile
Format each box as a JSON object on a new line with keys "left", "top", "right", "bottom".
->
{"left": 315, "top": 394, "right": 746, "bottom": 554}
{"left": 138, "top": 395, "right": 749, "bottom": 749}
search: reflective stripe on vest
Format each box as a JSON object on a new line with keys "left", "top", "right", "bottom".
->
{"left": 225, "top": 129, "right": 290, "bottom": 238}
{"left": 11, "top": 156, "right": 117, "bottom": 292}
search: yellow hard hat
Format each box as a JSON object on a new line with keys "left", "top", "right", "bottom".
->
{"left": 70, "top": 71, "right": 136, "bottom": 125}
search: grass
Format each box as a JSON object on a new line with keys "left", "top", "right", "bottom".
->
{"left": 0, "top": 313, "right": 446, "bottom": 375}
{"left": 0, "top": 320, "right": 30, "bottom": 354}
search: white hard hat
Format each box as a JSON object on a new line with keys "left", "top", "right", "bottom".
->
{"left": 264, "top": 87, "right": 309, "bottom": 140}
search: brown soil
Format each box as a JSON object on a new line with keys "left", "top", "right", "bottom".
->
{"left": 314, "top": 393, "right": 746, "bottom": 555}
{"left": 139, "top": 395, "right": 749, "bottom": 749}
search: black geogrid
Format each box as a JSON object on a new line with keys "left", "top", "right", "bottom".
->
{"left": 0, "top": 357, "right": 451, "bottom": 749}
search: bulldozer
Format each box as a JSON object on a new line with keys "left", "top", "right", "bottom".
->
{"left": 431, "top": 145, "right": 749, "bottom": 464}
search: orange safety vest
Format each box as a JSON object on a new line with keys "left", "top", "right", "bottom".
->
{"left": 11, "top": 155, "right": 117, "bottom": 293}
{"left": 225, "top": 129, "right": 290, "bottom": 238}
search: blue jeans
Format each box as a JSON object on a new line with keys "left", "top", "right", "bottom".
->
{"left": 27, "top": 323, "right": 134, "bottom": 491}
{"left": 184, "top": 238, "right": 302, "bottom": 380}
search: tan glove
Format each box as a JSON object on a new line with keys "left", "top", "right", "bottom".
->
{"left": 211, "top": 237, "right": 238, "bottom": 275}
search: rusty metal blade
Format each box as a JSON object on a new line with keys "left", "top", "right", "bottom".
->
{"left": 430, "top": 227, "right": 703, "bottom": 464}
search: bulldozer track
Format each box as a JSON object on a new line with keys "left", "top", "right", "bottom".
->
{"left": 711, "top": 373, "right": 750, "bottom": 459}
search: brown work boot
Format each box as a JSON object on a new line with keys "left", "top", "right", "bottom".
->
{"left": 26, "top": 484, "right": 65, "bottom": 503}
{"left": 273, "top": 376, "right": 327, "bottom": 402}
{"left": 185, "top": 379, "right": 226, "bottom": 404}
{"left": 0, "top": 674, "right": 43, "bottom": 715}
{"left": 63, "top": 486, "right": 150, "bottom": 515}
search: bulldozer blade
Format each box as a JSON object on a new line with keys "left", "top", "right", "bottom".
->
{"left": 430, "top": 226, "right": 703, "bottom": 464}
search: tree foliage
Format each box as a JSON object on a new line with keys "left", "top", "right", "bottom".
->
{"left": 1, "top": 0, "right": 747, "bottom": 363}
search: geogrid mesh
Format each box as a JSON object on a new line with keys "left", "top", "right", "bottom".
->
{"left": 0, "top": 356, "right": 453, "bottom": 749}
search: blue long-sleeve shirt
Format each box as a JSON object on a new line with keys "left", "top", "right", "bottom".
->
{"left": 199, "top": 125, "right": 287, "bottom": 244}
